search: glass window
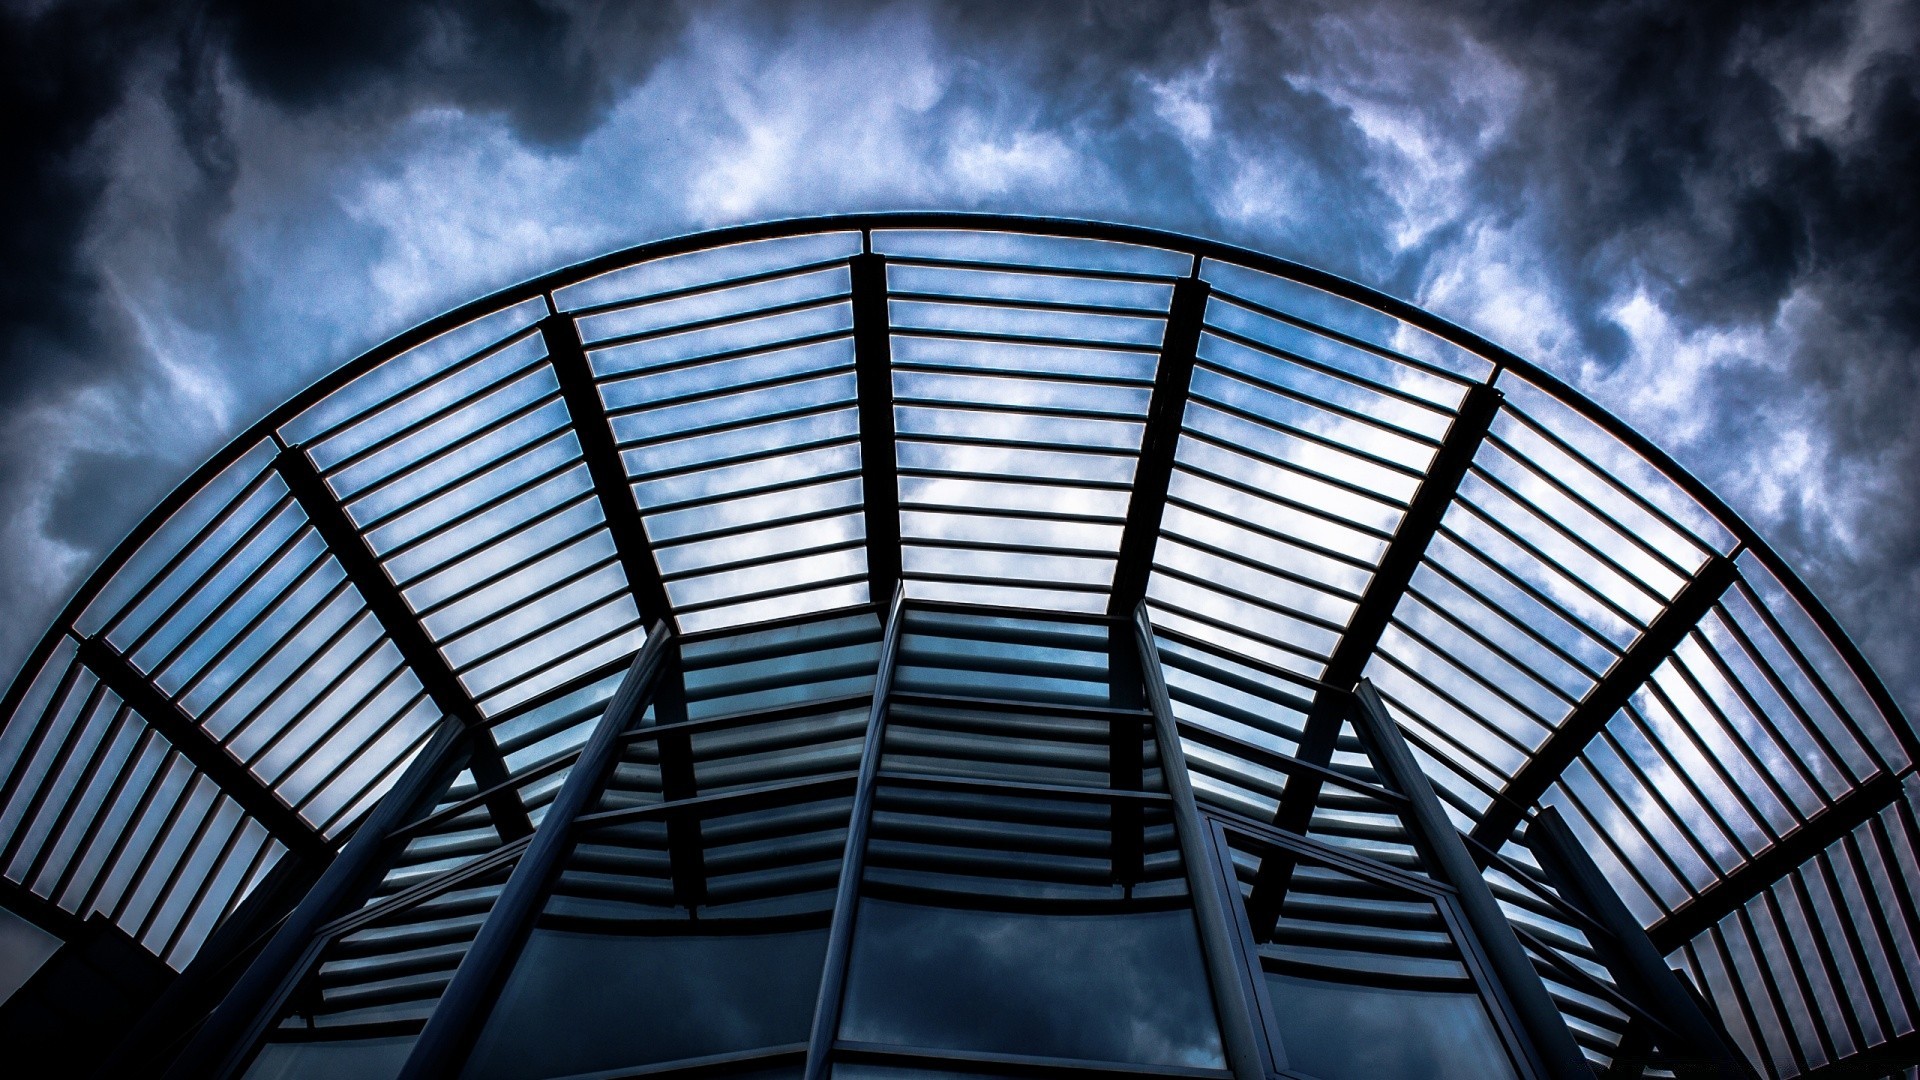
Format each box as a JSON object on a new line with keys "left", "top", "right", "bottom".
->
{"left": 462, "top": 784, "right": 852, "bottom": 1079}
{"left": 243, "top": 1036, "right": 416, "bottom": 1080}
{"left": 240, "top": 860, "right": 517, "bottom": 1080}
{"left": 463, "top": 921, "right": 826, "bottom": 1079}
{"left": 840, "top": 895, "right": 1223, "bottom": 1068}
{"left": 841, "top": 781, "right": 1224, "bottom": 1070}
{"left": 893, "top": 608, "right": 1142, "bottom": 710}
{"left": 1262, "top": 969, "right": 1517, "bottom": 1080}
{"left": 1225, "top": 831, "right": 1519, "bottom": 1080}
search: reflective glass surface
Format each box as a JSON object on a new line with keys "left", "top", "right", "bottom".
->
{"left": 465, "top": 921, "right": 825, "bottom": 1078}
{"left": 0, "top": 905, "right": 59, "bottom": 1004}
{"left": 242, "top": 1035, "right": 415, "bottom": 1080}
{"left": 840, "top": 606, "right": 1225, "bottom": 1072}
{"left": 1263, "top": 970, "right": 1516, "bottom": 1080}
{"left": 1224, "top": 831, "right": 1518, "bottom": 1080}
{"left": 460, "top": 611, "right": 871, "bottom": 1078}
{"left": 841, "top": 895, "right": 1223, "bottom": 1068}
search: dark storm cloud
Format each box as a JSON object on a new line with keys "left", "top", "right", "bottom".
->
{"left": 1452, "top": 0, "right": 1918, "bottom": 348}
{"left": 0, "top": 0, "right": 168, "bottom": 406}
{"left": 2, "top": 0, "right": 1917, "bottom": 709}
{"left": 0, "top": 0, "right": 682, "bottom": 404}
{"left": 1426, "top": 0, "right": 1920, "bottom": 694}
{"left": 204, "top": 0, "right": 682, "bottom": 146}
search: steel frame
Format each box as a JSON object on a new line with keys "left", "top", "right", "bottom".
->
{"left": 0, "top": 215, "right": 1910, "bottom": 1079}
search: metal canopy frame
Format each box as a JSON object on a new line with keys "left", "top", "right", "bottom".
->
{"left": 0, "top": 214, "right": 1912, "bottom": 1079}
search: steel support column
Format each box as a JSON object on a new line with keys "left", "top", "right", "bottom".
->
{"left": 653, "top": 649, "right": 707, "bottom": 913}
{"left": 1242, "top": 690, "right": 1345, "bottom": 939}
{"left": 1352, "top": 680, "right": 1590, "bottom": 1080}
{"left": 803, "top": 585, "right": 905, "bottom": 1080}
{"left": 1134, "top": 603, "right": 1266, "bottom": 1080}
{"left": 94, "top": 837, "right": 332, "bottom": 1077}
{"left": 1529, "top": 805, "right": 1749, "bottom": 1074}
{"left": 397, "top": 622, "right": 673, "bottom": 1080}
{"left": 162, "top": 715, "right": 468, "bottom": 1080}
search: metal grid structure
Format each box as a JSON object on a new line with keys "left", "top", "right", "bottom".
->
{"left": 0, "top": 215, "right": 1912, "bottom": 1079}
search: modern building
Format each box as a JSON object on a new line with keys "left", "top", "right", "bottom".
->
{"left": 0, "top": 216, "right": 1913, "bottom": 1079}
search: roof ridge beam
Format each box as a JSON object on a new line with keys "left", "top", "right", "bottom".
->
{"left": 1647, "top": 770, "right": 1903, "bottom": 952}
{"left": 851, "top": 250, "right": 901, "bottom": 606}
{"left": 1471, "top": 554, "right": 1740, "bottom": 852}
{"left": 539, "top": 310, "right": 672, "bottom": 626}
{"left": 273, "top": 445, "right": 533, "bottom": 840}
{"left": 1322, "top": 381, "right": 1502, "bottom": 691}
{"left": 1108, "top": 269, "right": 1209, "bottom": 616}
{"left": 75, "top": 634, "right": 327, "bottom": 860}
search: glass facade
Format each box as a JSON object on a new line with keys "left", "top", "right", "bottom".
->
{"left": 225, "top": 600, "right": 1547, "bottom": 1079}
{"left": 0, "top": 216, "right": 1914, "bottom": 1079}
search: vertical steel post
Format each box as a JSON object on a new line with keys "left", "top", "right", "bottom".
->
{"left": 1133, "top": 604, "right": 1267, "bottom": 1080}
{"left": 162, "top": 715, "right": 469, "bottom": 1080}
{"left": 1351, "top": 680, "right": 1591, "bottom": 1080}
{"left": 398, "top": 623, "right": 674, "bottom": 1080}
{"left": 803, "top": 587, "right": 906, "bottom": 1080}
{"left": 1529, "top": 805, "right": 1749, "bottom": 1075}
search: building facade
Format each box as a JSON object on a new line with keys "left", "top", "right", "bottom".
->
{"left": 0, "top": 216, "right": 1913, "bottom": 1079}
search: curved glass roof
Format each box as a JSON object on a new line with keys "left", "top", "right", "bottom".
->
{"left": 0, "top": 215, "right": 1913, "bottom": 1075}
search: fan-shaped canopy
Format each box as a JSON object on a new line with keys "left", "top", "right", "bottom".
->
{"left": 1, "top": 215, "right": 1912, "bottom": 1076}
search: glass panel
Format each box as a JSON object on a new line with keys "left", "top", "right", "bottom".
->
{"left": 841, "top": 783, "right": 1223, "bottom": 1069}
{"left": 893, "top": 608, "right": 1140, "bottom": 710}
{"left": 462, "top": 783, "right": 852, "bottom": 1078}
{"left": 841, "top": 895, "right": 1223, "bottom": 1068}
{"left": 840, "top": 607, "right": 1223, "bottom": 1069}
{"left": 0, "top": 906, "right": 60, "bottom": 1004}
{"left": 1225, "top": 832, "right": 1518, "bottom": 1080}
{"left": 244, "top": 858, "right": 516, "bottom": 1079}
{"left": 464, "top": 919, "right": 824, "bottom": 1079}
{"left": 834, "top": 1067, "right": 1021, "bottom": 1080}
{"left": 1263, "top": 971, "right": 1517, "bottom": 1080}
{"left": 459, "top": 608, "right": 881, "bottom": 1078}
{"left": 242, "top": 1036, "right": 416, "bottom": 1080}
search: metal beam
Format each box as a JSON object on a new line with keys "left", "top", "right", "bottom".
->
{"left": 539, "top": 311, "right": 672, "bottom": 626}
{"left": 1134, "top": 603, "right": 1266, "bottom": 1080}
{"left": 399, "top": 623, "right": 674, "bottom": 1080}
{"left": 652, "top": 651, "right": 707, "bottom": 913}
{"left": 803, "top": 586, "right": 905, "bottom": 1080}
{"left": 1321, "top": 381, "right": 1501, "bottom": 691}
{"left": 274, "top": 445, "right": 532, "bottom": 840}
{"left": 1243, "top": 690, "right": 1346, "bottom": 939}
{"left": 1529, "top": 806, "right": 1749, "bottom": 1073}
{"left": 1471, "top": 555, "right": 1738, "bottom": 852}
{"left": 162, "top": 716, "right": 467, "bottom": 1080}
{"left": 1351, "top": 681, "right": 1591, "bottom": 1080}
{"left": 850, "top": 252, "right": 901, "bottom": 607}
{"left": 76, "top": 635, "right": 327, "bottom": 861}
{"left": 1108, "top": 272, "right": 1210, "bottom": 617}
{"left": 1647, "top": 771, "right": 1902, "bottom": 953}
{"left": 1108, "top": 630, "right": 1145, "bottom": 889}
